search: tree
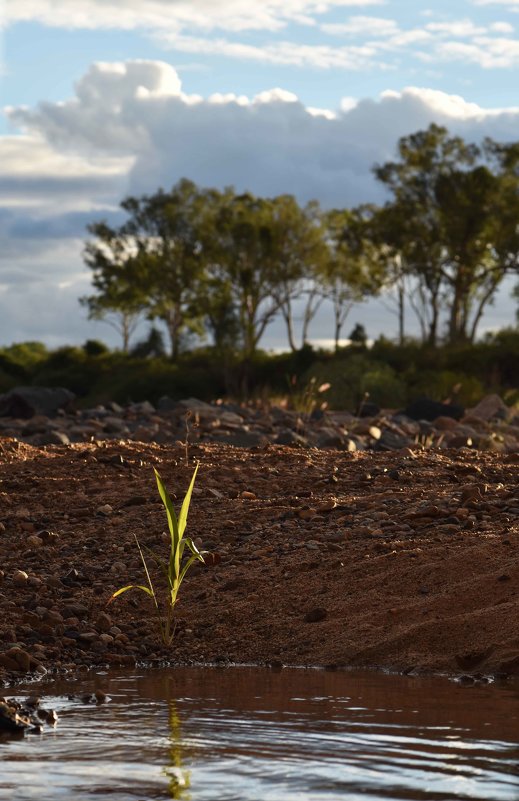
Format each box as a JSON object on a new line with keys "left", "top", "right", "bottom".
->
{"left": 130, "top": 326, "right": 167, "bottom": 358}
{"left": 268, "top": 196, "right": 328, "bottom": 352}
{"left": 374, "top": 124, "right": 519, "bottom": 344}
{"left": 349, "top": 322, "right": 368, "bottom": 345}
{"left": 208, "top": 192, "right": 285, "bottom": 358}
{"left": 120, "top": 179, "right": 212, "bottom": 359}
{"left": 321, "top": 207, "right": 383, "bottom": 351}
{"left": 82, "top": 222, "right": 145, "bottom": 352}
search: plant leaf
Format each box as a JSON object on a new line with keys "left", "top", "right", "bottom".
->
{"left": 178, "top": 554, "right": 202, "bottom": 587}
{"left": 108, "top": 584, "right": 154, "bottom": 603}
{"left": 178, "top": 462, "right": 199, "bottom": 539}
{"left": 134, "top": 533, "right": 158, "bottom": 609}
{"left": 154, "top": 467, "right": 180, "bottom": 544}
{"left": 183, "top": 537, "right": 206, "bottom": 562}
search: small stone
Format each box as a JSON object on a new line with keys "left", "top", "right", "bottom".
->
{"left": 304, "top": 607, "right": 328, "bottom": 623}
{"left": 316, "top": 499, "right": 337, "bottom": 513}
{"left": 97, "top": 504, "right": 113, "bottom": 516}
{"left": 96, "top": 612, "right": 112, "bottom": 632}
{"left": 26, "top": 535, "right": 43, "bottom": 548}
{"left": 241, "top": 491, "right": 256, "bottom": 500}
{"left": 12, "top": 570, "right": 29, "bottom": 585}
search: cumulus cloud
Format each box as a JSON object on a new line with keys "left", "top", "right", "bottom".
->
{"left": 3, "top": 59, "right": 519, "bottom": 346}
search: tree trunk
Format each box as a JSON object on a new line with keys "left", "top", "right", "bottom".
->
{"left": 398, "top": 281, "right": 405, "bottom": 346}
{"left": 281, "top": 301, "right": 298, "bottom": 352}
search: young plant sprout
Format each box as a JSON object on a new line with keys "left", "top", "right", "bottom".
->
{"left": 109, "top": 463, "right": 205, "bottom": 645}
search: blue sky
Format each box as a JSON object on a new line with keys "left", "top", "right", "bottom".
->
{"left": 2, "top": 0, "right": 519, "bottom": 349}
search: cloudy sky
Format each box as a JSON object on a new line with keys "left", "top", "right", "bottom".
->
{"left": 2, "top": 0, "right": 519, "bottom": 350}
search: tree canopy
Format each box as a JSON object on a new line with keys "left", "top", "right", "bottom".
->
{"left": 82, "top": 125, "right": 519, "bottom": 354}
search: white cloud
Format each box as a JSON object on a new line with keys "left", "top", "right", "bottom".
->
{"left": 490, "top": 21, "right": 515, "bottom": 32}
{"left": 425, "top": 19, "right": 486, "bottom": 37}
{"left": 473, "top": 0, "right": 519, "bottom": 6}
{"left": 4, "top": 60, "right": 519, "bottom": 347}
{"left": 322, "top": 15, "right": 398, "bottom": 37}
{"left": 436, "top": 36, "right": 519, "bottom": 68}
{"left": 153, "top": 31, "right": 382, "bottom": 69}
{"left": 4, "top": 0, "right": 388, "bottom": 34}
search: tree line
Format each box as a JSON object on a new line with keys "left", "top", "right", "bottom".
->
{"left": 82, "top": 124, "right": 519, "bottom": 358}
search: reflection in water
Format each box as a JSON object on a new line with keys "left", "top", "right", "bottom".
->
{"left": 165, "top": 702, "right": 191, "bottom": 800}
{"left": 0, "top": 667, "right": 517, "bottom": 801}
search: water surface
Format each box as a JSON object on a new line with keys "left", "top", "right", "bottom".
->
{"left": 1, "top": 667, "right": 518, "bottom": 800}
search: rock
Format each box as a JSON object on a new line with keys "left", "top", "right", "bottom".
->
{"left": 374, "top": 430, "right": 411, "bottom": 451}
{"left": 274, "top": 429, "right": 307, "bottom": 447}
{"left": 357, "top": 401, "right": 381, "bottom": 418}
{"left": 129, "top": 401, "right": 155, "bottom": 415}
{"left": 313, "top": 428, "right": 346, "bottom": 449}
{"left": 12, "top": 570, "right": 29, "bottom": 585}
{"left": 403, "top": 397, "right": 464, "bottom": 422}
{"left": 305, "top": 607, "right": 328, "bottom": 623}
{"left": 0, "top": 386, "right": 75, "bottom": 419}
{"left": 96, "top": 612, "right": 112, "bottom": 632}
{"left": 103, "top": 416, "right": 128, "bottom": 434}
{"left": 466, "top": 394, "right": 510, "bottom": 422}
{"left": 209, "top": 430, "right": 266, "bottom": 448}
{"left": 434, "top": 416, "right": 459, "bottom": 431}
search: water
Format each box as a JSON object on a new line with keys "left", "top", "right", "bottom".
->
{"left": 1, "top": 667, "right": 518, "bottom": 801}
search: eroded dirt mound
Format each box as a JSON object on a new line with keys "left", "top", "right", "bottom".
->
{"left": 0, "top": 437, "right": 518, "bottom": 679}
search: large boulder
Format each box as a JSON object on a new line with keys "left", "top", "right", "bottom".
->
{"left": 0, "top": 387, "right": 75, "bottom": 419}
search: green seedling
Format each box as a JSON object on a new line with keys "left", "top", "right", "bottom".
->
{"left": 109, "top": 462, "right": 205, "bottom": 645}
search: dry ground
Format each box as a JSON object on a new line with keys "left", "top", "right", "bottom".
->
{"left": 0, "top": 437, "right": 518, "bottom": 679}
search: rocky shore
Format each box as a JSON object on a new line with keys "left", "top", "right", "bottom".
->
{"left": 0, "top": 404, "right": 518, "bottom": 683}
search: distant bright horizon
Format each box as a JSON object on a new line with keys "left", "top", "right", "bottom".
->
{"left": 2, "top": 0, "right": 519, "bottom": 351}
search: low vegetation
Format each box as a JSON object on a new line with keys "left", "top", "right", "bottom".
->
{"left": 0, "top": 332, "right": 518, "bottom": 411}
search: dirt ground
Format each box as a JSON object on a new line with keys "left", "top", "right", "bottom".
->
{"left": 0, "top": 437, "right": 518, "bottom": 680}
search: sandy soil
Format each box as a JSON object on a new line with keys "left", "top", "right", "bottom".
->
{"left": 0, "top": 437, "right": 518, "bottom": 680}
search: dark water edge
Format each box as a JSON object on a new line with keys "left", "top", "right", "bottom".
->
{"left": 1, "top": 666, "right": 518, "bottom": 801}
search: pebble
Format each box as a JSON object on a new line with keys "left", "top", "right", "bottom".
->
{"left": 305, "top": 608, "right": 328, "bottom": 623}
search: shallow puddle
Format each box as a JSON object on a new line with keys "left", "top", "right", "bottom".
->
{"left": 1, "top": 667, "right": 518, "bottom": 800}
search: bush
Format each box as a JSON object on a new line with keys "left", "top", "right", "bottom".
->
{"left": 406, "top": 369, "right": 484, "bottom": 407}
{"left": 302, "top": 354, "right": 407, "bottom": 411}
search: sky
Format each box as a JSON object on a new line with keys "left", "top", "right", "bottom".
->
{"left": 2, "top": 0, "right": 519, "bottom": 351}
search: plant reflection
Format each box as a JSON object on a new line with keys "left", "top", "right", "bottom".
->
{"left": 163, "top": 702, "right": 191, "bottom": 800}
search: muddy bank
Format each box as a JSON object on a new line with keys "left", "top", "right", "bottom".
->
{"left": 0, "top": 437, "right": 518, "bottom": 681}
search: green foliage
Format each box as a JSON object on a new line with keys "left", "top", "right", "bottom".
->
{"left": 407, "top": 369, "right": 484, "bottom": 407}
{"left": 130, "top": 326, "right": 167, "bottom": 358}
{"left": 349, "top": 323, "right": 368, "bottom": 345}
{"left": 83, "top": 339, "right": 110, "bottom": 357}
{"left": 374, "top": 124, "right": 519, "bottom": 344}
{"left": 302, "top": 353, "right": 407, "bottom": 411}
{"left": 109, "top": 464, "right": 205, "bottom": 646}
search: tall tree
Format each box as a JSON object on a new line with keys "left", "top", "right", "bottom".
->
{"left": 209, "top": 192, "right": 285, "bottom": 358}
{"left": 82, "top": 222, "right": 145, "bottom": 352}
{"left": 375, "top": 124, "right": 519, "bottom": 344}
{"left": 120, "top": 179, "right": 212, "bottom": 359}
{"left": 321, "top": 207, "right": 383, "bottom": 351}
{"left": 268, "top": 196, "right": 328, "bottom": 352}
